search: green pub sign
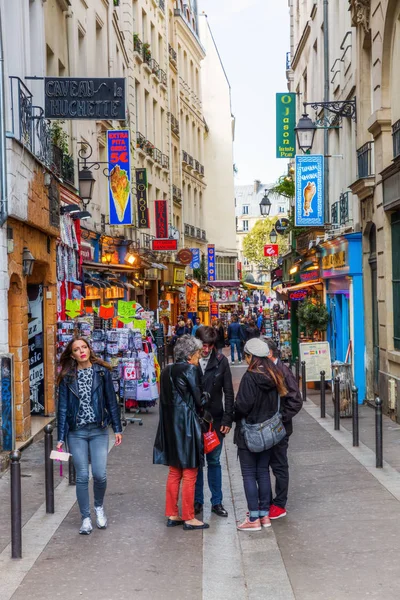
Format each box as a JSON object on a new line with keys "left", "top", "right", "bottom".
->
{"left": 276, "top": 93, "right": 296, "bottom": 158}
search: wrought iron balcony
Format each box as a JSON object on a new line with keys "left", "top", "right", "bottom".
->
{"left": 145, "top": 140, "right": 155, "bottom": 158}
{"left": 134, "top": 35, "right": 143, "bottom": 55}
{"left": 173, "top": 185, "right": 182, "bottom": 202}
{"left": 151, "top": 59, "right": 160, "bottom": 79}
{"left": 194, "top": 160, "right": 200, "bottom": 172}
{"left": 154, "top": 148, "right": 162, "bottom": 164}
{"left": 393, "top": 119, "right": 400, "bottom": 159}
{"left": 183, "top": 151, "right": 193, "bottom": 168}
{"left": 184, "top": 223, "right": 190, "bottom": 235}
{"left": 160, "top": 69, "right": 167, "bottom": 87}
{"left": 171, "top": 115, "right": 180, "bottom": 136}
{"left": 357, "top": 141, "right": 374, "bottom": 178}
{"left": 286, "top": 51, "right": 291, "bottom": 70}
{"left": 196, "top": 228, "right": 201, "bottom": 239}
{"left": 190, "top": 226, "right": 195, "bottom": 237}
{"left": 62, "top": 153, "right": 75, "bottom": 186}
{"left": 199, "top": 163, "right": 204, "bottom": 176}
{"left": 161, "top": 154, "right": 169, "bottom": 169}
{"left": 201, "top": 230, "right": 206, "bottom": 241}
{"left": 331, "top": 202, "right": 339, "bottom": 226}
{"left": 331, "top": 192, "right": 351, "bottom": 227}
{"left": 136, "top": 131, "right": 146, "bottom": 150}
{"left": 169, "top": 44, "right": 177, "bottom": 64}
{"left": 159, "top": 0, "right": 165, "bottom": 11}
{"left": 143, "top": 45, "right": 152, "bottom": 67}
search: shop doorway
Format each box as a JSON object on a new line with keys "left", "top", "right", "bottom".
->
{"left": 328, "top": 292, "right": 350, "bottom": 363}
{"left": 369, "top": 225, "right": 379, "bottom": 394}
{"left": 28, "top": 284, "right": 45, "bottom": 415}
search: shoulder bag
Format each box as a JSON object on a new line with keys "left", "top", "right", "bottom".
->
{"left": 241, "top": 395, "right": 286, "bottom": 453}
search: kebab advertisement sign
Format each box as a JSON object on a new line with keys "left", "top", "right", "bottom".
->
{"left": 295, "top": 155, "right": 324, "bottom": 227}
{"left": 107, "top": 130, "right": 132, "bottom": 225}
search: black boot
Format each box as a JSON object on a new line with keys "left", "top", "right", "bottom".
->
{"left": 211, "top": 504, "right": 228, "bottom": 517}
{"left": 194, "top": 502, "right": 203, "bottom": 515}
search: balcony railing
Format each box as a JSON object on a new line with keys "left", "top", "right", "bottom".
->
{"left": 286, "top": 51, "right": 291, "bottom": 70}
{"left": 159, "top": 69, "right": 167, "bottom": 87}
{"left": 190, "top": 225, "right": 195, "bottom": 237}
{"left": 201, "top": 230, "right": 206, "bottom": 241}
{"left": 194, "top": 160, "right": 200, "bottom": 172}
{"left": 145, "top": 140, "right": 155, "bottom": 158}
{"left": 151, "top": 59, "right": 160, "bottom": 78}
{"left": 159, "top": 0, "right": 165, "bottom": 11}
{"left": 134, "top": 35, "right": 143, "bottom": 55}
{"left": 196, "top": 227, "right": 201, "bottom": 239}
{"left": 143, "top": 45, "right": 152, "bottom": 67}
{"left": 357, "top": 141, "right": 374, "bottom": 178}
{"left": 136, "top": 131, "right": 146, "bottom": 150}
{"left": 331, "top": 192, "right": 351, "bottom": 227}
{"left": 154, "top": 148, "right": 162, "bottom": 164}
{"left": 331, "top": 202, "right": 339, "bottom": 226}
{"left": 162, "top": 154, "right": 169, "bottom": 169}
{"left": 171, "top": 115, "right": 180, "bottom": 135}
{"left": 184, "top": 223, "right": 190, "bottom": 235}
{"left": 393, "top": 119, "right": 400, "bottom": 159}
{"left": 52, "top": 144, "right": 75, "bottom": 186}
{"left": 169, "top": 44, "right": 177, "bottom": 64}
{"left": 183, "top": 150, "right": 194, "bottom": 168}
{"left": 173, "top": 185, "right": 182, "bottom": 202}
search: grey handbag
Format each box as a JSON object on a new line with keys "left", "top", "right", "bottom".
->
{"left": 241, "top": 396, "right": 286, "bottom": 453}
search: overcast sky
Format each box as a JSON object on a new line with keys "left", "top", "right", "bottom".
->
{"left": 198, "top": 0, "right": 290, "bottom": 186}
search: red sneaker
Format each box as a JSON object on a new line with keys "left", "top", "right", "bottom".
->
{"left": 269, "top": 505, "right": 287, "bottom": 519}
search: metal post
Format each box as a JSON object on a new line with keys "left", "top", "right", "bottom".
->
{"left": 10, "top": 450, "right": 22, "bottom": 559}
{"left": 320, "top": 370, "right": 326, "bottom": 418}
{"left": 334, "top": 376, "right": 340, "bottom": 430}
{"left": 295, "top": 358, "right": 300, "bottom": 385}
{"left": 352, "top": 385, "right": 359, "bottom": 447}
{"left": 375, "top": 396, "right": 383, "bottom": 468}
{"left": 68, "top": 455, "right": 76, "bottom": 485}
{"left": 44, "top": 424, "right": 55, "bottom": 514}
{"left": 301, "top": 361, "right": 307, "bottom": 402}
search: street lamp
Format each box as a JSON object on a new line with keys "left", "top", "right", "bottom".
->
{"left": 22, "top": 247, "right": 35, "bottom": 276}
{"left": 260, "top": 190, "right": 272, "bottom": 216}
{"left": 294, "top": 113, "right": 317, "bottom": 153}
{"left": 269, "top": 228, "right": 278, "bottom": 244}
{"left": 78, "top": 168, "right": 95, "bottom": 205}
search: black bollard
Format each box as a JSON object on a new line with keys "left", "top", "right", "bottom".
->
{"left": 375, "top": 396, "right": 383, "bottom": 468}
{"left": 295, "top": 359, "right": 300, "bottom": 385}
{"left": 334, "top": 376, "right": 341, "bottom": 430}
{"left": 301, "top": 361, "right": 307, "bottom": 402}
{"left": 44, "top": 424, "right": 55, "bottom": 514}
{"left": 68, "top": 455, "right": 76, "bottom": 486}
{"left": 320, "top": 371, "right": 326, "bottom": 418}
{"left": 10, "top": 450, "right": 22, "bottom": 559}
{"left": 352, "top": 386, "right": 359, "bottom": 447}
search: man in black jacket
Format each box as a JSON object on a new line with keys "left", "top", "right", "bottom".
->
{"left": 265, "top": 339, "right": 302, "bottom": 519}
{"left": 194, "top": 326, "right": 234, "bottom": 517}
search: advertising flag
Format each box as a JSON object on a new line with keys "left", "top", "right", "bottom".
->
{"left": 155, "top": 200, "right": 168, "bottom": 238}
{"left": 107, "top": 130, "right": 132, "bottom": 225}
{"left": 276, "top": 93, "right": 296, "bottom": 158}
{"left": 207, "top": 245, "right": 216, "bottom": 281}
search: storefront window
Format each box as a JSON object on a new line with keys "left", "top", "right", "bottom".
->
{"left": 216, "top": 257, "right": 236, "bottom": 281}
{"left": 391, "top": 212, "right": 400, "bottom": 349}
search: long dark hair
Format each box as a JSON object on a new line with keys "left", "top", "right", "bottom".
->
{"left": 246, "top": 354, "right": 287, "bottom": 396}
{"left": 57, "top": 336, "right": 111, "bottom": 384}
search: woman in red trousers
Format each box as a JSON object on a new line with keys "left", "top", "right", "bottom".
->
{"left": 153, "top": 335, "right": 210, "bottom": 530}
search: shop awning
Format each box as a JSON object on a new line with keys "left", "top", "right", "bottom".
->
{"left": 151, "top": 262, "right": 167, "bottom": 270}
{"left": 83, "top": 261, "right": 138, "bottom": 272}
{"left": 284, "top": 280, "right": 322, "bottom": 292}
{"left": 208, "top": 280, "right": 240, "bottom": 288}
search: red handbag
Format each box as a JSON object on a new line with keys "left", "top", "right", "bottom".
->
{"left": 203, "top": 424, "right": 220, "bottom": 454}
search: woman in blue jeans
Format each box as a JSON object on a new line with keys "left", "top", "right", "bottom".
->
{"left": 57, "top": 337, "right": 122, "bottom": 535}
{"left": 234, "top": 338, "right": 287, "bottom": 532}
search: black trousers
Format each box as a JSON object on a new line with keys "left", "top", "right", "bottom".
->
{"left": 269, "top": 435, "right": 289, "bottom": 508}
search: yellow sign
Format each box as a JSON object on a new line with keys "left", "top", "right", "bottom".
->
{"left": 174, "top": 268, "right": 185, "bottom": 285}
{"left": 322, "top": 251, "right": 346, "bottom": 270}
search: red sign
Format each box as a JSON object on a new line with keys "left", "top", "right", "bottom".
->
{"left": 289, "top": 290, "right": 308, "bottom": 301}
{"left": 177, "top": 248, "right": 193, "bottom": 265}
{"left": 152, "top": 238, "right": 177, "bottom": 251}
{"left": 264, "top": 244, "right": 279, "bottom": 257}
{"left": 210, "top": 302, "right": 219, "bottom": 318}
{"left": 237, "top": 261, "right": 242, "bottom": 280}
{"left": 300, "top": 269, "right": 319, "bottom": 282}
{"left": 155, "top": 200, "right": 168, "bottom": 238}
{"left": 80, "top": 245, "right": 93, "bottom": 262}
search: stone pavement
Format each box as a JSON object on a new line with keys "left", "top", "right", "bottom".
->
{"left": 3, "top": 365, "right": 400, "bottom": 598}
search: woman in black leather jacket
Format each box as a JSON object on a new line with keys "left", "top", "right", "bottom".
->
{"left": 57, "top": 337, "right": 122, "bottom": 535}
{"left": 154, "top": 335, "right": 210, "bottom": 530}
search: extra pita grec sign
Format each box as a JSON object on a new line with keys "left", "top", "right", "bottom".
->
{"left": 44, "top": 78, "right": 126, "bottom": 120}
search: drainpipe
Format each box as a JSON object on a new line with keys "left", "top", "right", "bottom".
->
{"left": 0, "top": 8, "right": 8, "bottom": 227}
{"left": 323, "top": 0, "right": 329, "bottom": 224}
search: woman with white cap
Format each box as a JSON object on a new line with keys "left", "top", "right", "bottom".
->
{"left": 234, "top": 338, "right": 287, "bottom": 532}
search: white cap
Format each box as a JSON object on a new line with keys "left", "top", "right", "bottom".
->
{"left": 244, "top": 338, "right": 270, "bottom": 358}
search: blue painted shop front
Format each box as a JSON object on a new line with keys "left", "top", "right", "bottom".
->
{"left": 321, "top": 233, "right": 365, "bottom": 402}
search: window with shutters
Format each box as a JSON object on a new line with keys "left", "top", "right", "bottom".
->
{"left": 392, "top": 211, "right": 400, "bottom": 349}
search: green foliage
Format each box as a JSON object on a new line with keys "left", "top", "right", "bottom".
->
{"left": 242, "top": 218, "right": 289, "bottom": 270}
{"left": 193, "top": 255, "right": 207, "bottom": 284}
{"left": 297, "top": 298, "right": 330, "bottom": 336}
{"left": 269, "top": 175, "right": 294, "bottom": 200}
{"left": 143, "top": 43, "right": 151, "bottom": 61}
{"left": 50, "top": 121, "right": 69, "bottom": 154}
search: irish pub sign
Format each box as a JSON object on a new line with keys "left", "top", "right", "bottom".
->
{"left": 276, "top": 93, "right": 296, "bottom": 158}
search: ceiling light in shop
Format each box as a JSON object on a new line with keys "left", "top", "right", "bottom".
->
{"left": 125, "top": 252, "right": 137, "bottom": 265}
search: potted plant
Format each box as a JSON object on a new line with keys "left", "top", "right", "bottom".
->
{"left": 297, "top": 297, "right": 330, "bottom": 339}
{"left": 143, "top": 43, "right": 151, "bottom": 63}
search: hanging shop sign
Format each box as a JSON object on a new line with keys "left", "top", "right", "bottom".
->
{"left": 190, "top": 248, "right": 201, "bottom": 269}
{"left": 207, "top": 245, "right": 216, "bottom": 281}
{"left": 210, "top": 303, "right": 219, "bottom": 318}
{"left": 295, "top": 155, "right": 324, "bottom": 227}
{"left": 174, "top": 268, "right": 186, "bottom": 285}
{"left": 80, "top": 243, "right": 94, "bottom": 262}
{"left": 107, "top": 130, "right": 132, "bottom": 225}
{"left": 276, "top": 93, "right": 296, "bottom": 158}
{"left": 186, "top": 284, "right": 198, "bottom": 313}
{"left": 322, "top": 250, "right": 346, "bottom": 271}
{"left": 264, "top": 244, "right": 279, "bottom": 257}
{"left": 275, "top": 218, "right": 290, "bottom": 234}
{"left": 299, "top": 341, "right": 332, "bottom": 382}
{"left": 155, "top": 200, "right": 168, "bottom": 238}
{"left": 289, "top": 289, "right": 308, "bottom": 302}
{"left": 152, "top": 238, "right": 177, "bottom": 251}
{"left": 177, "top": 248, "right": 193, "bottom": 265}
{"left": 44, "top": 77, "right": 126, "bottom": 120}
{"left": 136, "top": 168, "right": 150, "bottom": 228}
{"left": 300, "top": 269, "right": 320, "bottom": 282}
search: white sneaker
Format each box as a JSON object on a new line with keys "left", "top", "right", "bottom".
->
{"left": 95, "top": 505, "right": 108, "bottom": 529}
{"left": 79, "top": 517, "right": 93, "bottom": 535}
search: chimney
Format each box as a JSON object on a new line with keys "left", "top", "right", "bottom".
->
{"left": 254, "top": 180, "right": 261, "bottom": 194}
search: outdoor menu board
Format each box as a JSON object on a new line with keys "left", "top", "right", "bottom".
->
{"left": 299, "top": 342, "right": 332, "bottom": 382}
